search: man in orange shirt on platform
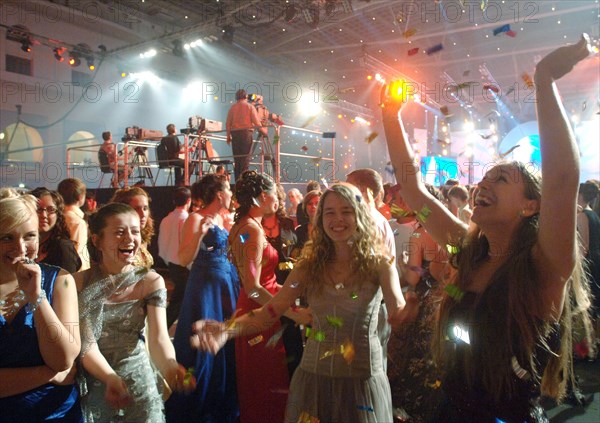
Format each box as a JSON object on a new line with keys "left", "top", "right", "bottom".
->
{"left": 226, "top": 89, "right": 261, "bottom": 182}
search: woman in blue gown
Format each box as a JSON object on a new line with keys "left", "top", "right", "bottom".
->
{"left": 0, "top": 192, "right": 82, "bottom": 422}
{"left": 166, "top": 174, "right": 240, "bottom": 423}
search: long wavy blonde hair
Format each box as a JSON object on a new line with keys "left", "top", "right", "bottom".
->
{"left": 298, "top": 183, "right": 386, "bottom": 297}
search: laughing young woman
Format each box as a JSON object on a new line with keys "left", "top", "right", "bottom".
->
{"left": 381, "top": 35, "right": 593, "bottom": 422}
{"left": 75, "top": 203, "right": 190, "bottom": 422}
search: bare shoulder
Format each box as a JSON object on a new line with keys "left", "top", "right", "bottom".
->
{"left": 142, "top": 270, "right": 165, "bottom": 295}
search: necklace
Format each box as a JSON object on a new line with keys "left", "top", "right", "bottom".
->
{"left": 0, "top": 288, "right": 26, "bottom": 320}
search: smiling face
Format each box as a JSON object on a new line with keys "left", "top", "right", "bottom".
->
{"left": 127, "top": 195, "right": 149, "bottom": 229}
{"left": 321, "top": 192, "right": 357, "bottom": 243}
{"left": 36, "top": 194, "right": 58, "bottom": 234}
{"left": 472, "top": 163, "right": 540, "bottom": 228}
{"left": 93, "top": 212, "right": 141, "bottom": 268}
{"left": 0, "top": 216, "right": 38, "bottom": 270}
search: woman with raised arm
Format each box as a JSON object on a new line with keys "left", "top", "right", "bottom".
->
{"left": 381, "top": 35, "right": 593, "bottom": 422}
{"left": 0, "top": 194, "right": 82, "bottom": 421}
{"left": 165, "top": 174, "right": 240, "bottom": 423}
{"left": 75, "top": 203, "right": 190, "bottom": 422}
{"left": 192, "top": 182, "right": 406, "bottom": 423}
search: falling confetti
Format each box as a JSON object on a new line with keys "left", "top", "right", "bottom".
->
{"left": 297, "top": 411, "right": 320, "bottom": 423}
{"left": 388, "top": 256, "right": 395, "bottom": 265}
{"left": 357, "top": 405, "right": 374, "bottom": 412}
{"left": 407, "top": 47, "right": 420, "bottom": 56}
{"left": 365, "top": 131, "right": 379, "bottom": 144}
{"left": 416, "top": 204, "right": 432, "bottom": 222}
{"left": 301, "top": 145, "right": 308, "bottom": 152}
{"left": 483, "top": 83, "right": 500, "bottom": 94}
{"left": 321, "top": 178, "right": 329, "bottom": 189}
{"left": 342, "top": 340, "right": 356, "bottom": 364}
{"left": 426, "top": 43, "right": 444, "bottom": 55}
{"left": 493, "top": 24, "right": 511, "bottom": 36}
{"left": 480, "top": 133, "right": 494, "bottom": 140}
{"left": 446, "top": 244, "right": 460, "bottom": 254}
{"left": 266, "top": 325, "right": 286, "bottom": 348}
{"left": 240, "top": 233, "right": 250, "bottom": 243}
{"left": 248, "top": 335, "right": 264, "bottom": 346}
{"left": 349, "top": 292, "right": 359, "bottom": 300}
{"left": 335, "top": 283, "right": 345, "bottom": 290}
{"left": 505, "top": 87, "right": 515, "bottom": 96}
{"left": 444, "top": 284, "right": 465, "bottom": 302}
{"left": 278, "top": 262, "right": 294, "bottom": 271}
{"left": 305, "top": 327, "right": 326, "bottom": 342}
{"left": 403, "top": 28, "right": 418, "bottom": 38}
{"left": 582, "top": 100, "right": 587, "bottom": 111}
{"left": 463, "top": 70, "right": 471, "bottom": 77}
{"left": 506, "top": 30, "right": 517, "bottom": 38}
{"left": 521, "top": 73, "right": 534, "bottom": 89}
{"left": 499, "top": 145, "right": 520, "bottom": 158}
{"left": 440, "top": 106, "right": 450, "bottom": 116}
{"left": 426, "top": 380, "right": 442, "bottom": 389}
{"left": 326, "top": 315, "right": 344, "bottom": 328}
{"left": 301, "top": 115, "right": 318, "bottom": 128}
{"left": 355, "top": 194, "right": 362, "bottom": 203}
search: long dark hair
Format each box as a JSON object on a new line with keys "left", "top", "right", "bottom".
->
{"left": 233, "top": 170, "right": 275, "bottom": 222}
{"left": 191, "top": 174, "right": 228, "bottom": 209}
{"left": 432, "top": 162, "right": 591, "bottom": 401}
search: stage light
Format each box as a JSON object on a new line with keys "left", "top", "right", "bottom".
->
{"left": 140, "top": 49, "right": 157, "bottom": 58}
{"left": 184, "top": 43, "right": 190, "bottom": 50}
{"left": 86, "top": 57, "right": 95, "bottom": 70}
{"left": 53, "top": 47, "right": 65, "bottom": 62}
{"left": 21, "top": 39, "right": 32, "bottom": 52}
{"left": 68, "top": 53, "right": 81, "bottom": 67}
{"left": 388, "top": 79, "right": 409, "bottom": 103}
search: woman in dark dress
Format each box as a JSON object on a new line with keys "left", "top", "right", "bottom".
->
{"left": 166, "top": 175, "right": 240, "bottom": 423}
{"left": 381, "top": 35, "right": 594, "bottom": 422}
{"left": 30, "top": 188, "right": 81, "bottom": 274}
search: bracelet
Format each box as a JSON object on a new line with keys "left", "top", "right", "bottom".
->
{"left": 26, "top": 289, "right": 46, "bottom": 313}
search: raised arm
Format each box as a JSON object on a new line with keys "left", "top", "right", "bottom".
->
{"left": 178, "top": 213, "right": 212, "bottom": 267}
{"left": 381, "top": 98, "right": 467, "bottom": 248}
{"left": 533, "top": 35, "right": 591, "bottom": 308}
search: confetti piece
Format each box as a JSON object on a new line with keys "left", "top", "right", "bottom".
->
{"left": 388, "top": 256, "right": 395, "bottom": 265}
{"left": 267, "top": 304, "right": 277, "bottom": 318}
{"left": 407, "top": 47, "right": 420, "bottom": 56}
{"left": 440, "top": 105, "right": 450, "bottom": 116}
{"left": 444, "top": 284, "right": 465, "bottom": 301}
{"left": 499, "top": 145, "right": 520, "bottom": 159}
{"left": 297, "top": 411, "right": 320, "bottom": 423}
{"left": 301, "top": 145, "right": 308, "bottom": 152}
{"left": 248, "top": 335, "right": 263, "bottom": 346}
{"left": 306, "top": 327, "right": 326, "bottom": 342}
{"left": 301, "top": 115, "right": 318, "bottom": 128}
{"left": 426, "top": 43, "right": 444, "bottom": 55}
{"left": 480, "top": 133, "right": 494, "bottom": 140}
{"left": 505, "top": 87, "right": 515, "bottom": 96}
{"left": 335, "top": 283, "right": 345, "bottom": 290}
{"left": 426, "top": 379, "right": 442, "bottom": 389}
{"left": 342, "top": 340, "right": 355, "bottom": 364}
{"left": 266, "top": 325, "right": 286, "bottom": 348}
{"left": 480, "top": 0, "right": 488, "bottom": 11}
{"left": 493, "top": 24, "right": 511, "bottom": 36}
{"left": 249, "top": 290, "right": 260, "bottom": 299}
{"left": 483, "top": 83, "right": 500, "bottom": 94}
{"left": 446, "top": 244, "right": 459, "bottom": 254}
{"left": 403, "top": 28, "right": 417, "bottom": 38}
{"left": 416, "top": 204, "right": 432, "bottom": 222}
{"left": 436, "top": 138, "right": 449, "bottom": 145}
{"left": 357, "top": 405, "right": 374, "bottom": 412}
{"left": 582, "top": 100, "right": 587, "bottom": 111}
{"left": 278, "top": 261, "right": 294, "bottom": 271}
{"left": 463, "top": 70, "right": 470, "bottom": 77}
{"left": 240, "top": 233, "right": 250, "bottom": 243}
{"left": 183, "top": 367, "right": 195, "bottom": 387}
{"left": 506, "top": 30, "right": 517, "bottom": 38}
{"left": 365, "top": 131, "right": 379, "bottom": 144}
{"left": 321, "top": 178, "right": 329, "bottom": 189}
{"left": 225, "top": 309, "right": 242, "bottom": 330}
{"left": 521, "top": 73, "right": 534, "bottom": 89}
{"left": 349, "top": 292, "right": 358, "bottom": 300}
{"left": 326, "top": 315, "right": 344, "bottom": 328}
{"left": 511, "top": 356, "right": 531, "bottom": 380}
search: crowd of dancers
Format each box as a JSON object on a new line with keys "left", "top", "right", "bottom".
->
{"left": 1, "top": 36, "right": 599, "bottom": 423}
